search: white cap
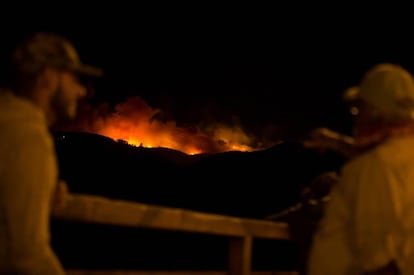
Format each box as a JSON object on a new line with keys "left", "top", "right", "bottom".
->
{"left": 343, "top": 63, "right": 414, "bottom": 121}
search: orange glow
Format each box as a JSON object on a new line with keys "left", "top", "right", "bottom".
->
{"left": 61, "top": 96, "right": 266, "bottom": 154}
{"left": 98, "top": 117, "right": 255, "bottom": 154}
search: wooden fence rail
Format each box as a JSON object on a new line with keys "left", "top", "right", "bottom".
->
{"left": 52, "top": 194, "right": 296, "bottom": 275}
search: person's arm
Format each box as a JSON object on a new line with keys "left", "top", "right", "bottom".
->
{"left": 303, "top": 127, "right": 355, "bottom": 158}
{"left": 307, "top": 181, "right": 353, "bottom": 275}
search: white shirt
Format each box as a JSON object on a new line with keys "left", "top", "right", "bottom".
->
{"left": 0, "top": 91, "right": 65, "bottom": 274}
{"left": 307, "top": 135, "right": 414, "bottom": 275}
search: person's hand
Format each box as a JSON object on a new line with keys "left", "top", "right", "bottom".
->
{"left": 51, "top": 179, "right": 71, "bottom": 213}
{"left": 303, "top": 127, "right": 355, "bottom": 158}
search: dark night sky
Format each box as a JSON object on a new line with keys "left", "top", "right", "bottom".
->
{"left": 3, "top": 7, "right": 414, "bottom": 141}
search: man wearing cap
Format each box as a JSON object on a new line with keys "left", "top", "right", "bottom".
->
{"left": 0, "top": 32, "right": 102, "bottom": 274}
{"left": 307, "top": 63, "right": 414, "bottom": 275}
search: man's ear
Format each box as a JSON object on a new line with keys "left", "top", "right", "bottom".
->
{"left": 37, "top": 67, "right": 59, "bottom": 92}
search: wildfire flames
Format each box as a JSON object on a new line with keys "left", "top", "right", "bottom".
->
{"left": 58, "top": 96, "right": 268, "bottom": 155}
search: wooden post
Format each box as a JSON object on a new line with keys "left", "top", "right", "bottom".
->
{"left": 228, "top": 236, "right": 253, "bottom": 275}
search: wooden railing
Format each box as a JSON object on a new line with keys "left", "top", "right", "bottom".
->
{"left": 52, "top": 194, "right": 297, "bottom": 275}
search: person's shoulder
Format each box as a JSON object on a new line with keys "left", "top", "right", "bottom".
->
{"left": 381, "top": 135, "right": 414, "bottom": 149}
{"left": 344, "top": 147, "right": 377, "bottom": 165}
{"left": 342, "top": 136, "right": 414, "bottom": 173}
{"left": 0, "top": 91, "right": 46, "bottom": 125}
{"left": 6, "top": 122, "right": 51, "bottom": 145}
{"left": 0, "top": 95, "right": 52, "bottom": 150}
{"left": 376, "top": 135, "right": 414, "bottom": 163}
{"left": 340, "top": 147, "right": 384, "bottom": 179}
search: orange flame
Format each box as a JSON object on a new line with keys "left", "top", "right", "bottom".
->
{"left": 59, "top": 96, "right": 263, "bottom": 154}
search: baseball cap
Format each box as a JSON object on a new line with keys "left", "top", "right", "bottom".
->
{"left": 11, "top": 32, "right": 103, "bottom": 77}
{"left": 343, "top": 63, "right": 414, "bottom": 120}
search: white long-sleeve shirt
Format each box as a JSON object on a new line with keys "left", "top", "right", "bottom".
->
{"left": 307, "top": 134, "right": 414, "bottom": 275}
{"left": 0, "top": 91, "right": 65, "bottom": 274}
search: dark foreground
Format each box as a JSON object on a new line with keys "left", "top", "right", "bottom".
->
{"left": 51, "top": 131, "right": 345, "bottom": 271}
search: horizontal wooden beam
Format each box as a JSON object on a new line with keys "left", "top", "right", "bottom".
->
{"left": 52, "top": 194, "right": 290, "bottom": 240}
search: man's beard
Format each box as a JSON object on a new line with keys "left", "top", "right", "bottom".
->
{"left": 50, "top": 85, "right": 77, "bottom": 125}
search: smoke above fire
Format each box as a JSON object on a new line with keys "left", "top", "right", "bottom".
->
{"left": 57, "top": 96, "right": 278, "bottom": 154}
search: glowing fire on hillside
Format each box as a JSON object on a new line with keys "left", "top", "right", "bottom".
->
{"left": 57, "top": 96, "right": 271, "bottom": 155}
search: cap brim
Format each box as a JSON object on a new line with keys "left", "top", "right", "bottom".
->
{"left": 73, "top": 63, "right": 104, "bottom": 77}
